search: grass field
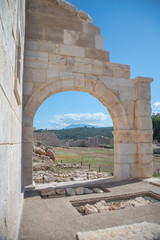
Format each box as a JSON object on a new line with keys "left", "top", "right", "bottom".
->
{"left": 54, "top": 147, "right": 113, "bottom": 175}
{"left": 54, "top": 147, "right": 160, "bottom": 177}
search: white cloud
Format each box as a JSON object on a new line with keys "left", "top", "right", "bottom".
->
{"left": 36, "top": 120, "right": 40, "bottom": 123}
{"left": 48, "top": 112, "right": 109, "bottom": 129}
{"left": 152, "top": 101, "right": 160, "bottom": 110}
{"left": 152, "top": 102, "right": 160, "bottom": 114}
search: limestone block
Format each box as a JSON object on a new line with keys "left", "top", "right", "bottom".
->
{"left": 60, "top": 71, "right": 73, "bottom": 79}
{"left": 25, "top": 40, "right": 55, "bottom": 53}
{"left": 35, "top": 84, "right": 51, "bottom": 103}
{"left": 56, "top": 0, "right": 78, "bottom": 15}
{"left": 138, "top": 154, "right": 153, "bottom": 164}
{"left": 138, "top": 163, "right": 153, "bottom": 178}
{"left": 115, "top": 154, "right": 137, "bottom": 164}
{"left": 76, "top": 32, "right": 95, "bottom": 48}
{"left": 48, "top": 54, "right": 66, "bottom": 71}
{"left": 109, "top": 103, "right": 124, "bottom": 117}
{"left": 112, "top": 116, "right": 128, "bottom": 130}
{"left": 56, "top": 44, "right": 85, "bottom": 57}
{"left": 23, "top": 82, "right": 33, "bottom": 95}
{"left": 99, "top": 89, "right": 118, "bottom": 110}
{"left": 84, "top": 79, "right": 96, "bottom": 94}
{"left": 114, "top": 143, "right": 137, "bottom": 155}
{"left": 23, "top": 127, "right": 33, "bottom": 143}
{"left": 48, "top": 80, "right": 63, "bottom": 94}
{"left": 64, "top": 30, "right": 76, "bottom": 45}
{"left": 136, "top": 131, "right": 153, "bottom": 143}
{"left": 113, "top": 130, "right": 136, "bottom": 144}
{"left": 75, "top": 57, "right": 92, "bottom": 74}
{"left": 23, "top": 143, "right": 33, "bottom": 158}
{"left": 23, "top": 111, "right": 34, "bottom": 127}
{"left": 74, "top": 73, "right": 85, "bottom": 90}
{"left": 119, "top": 86, "right": 136, "bottom": 101}
{"left": 47, "top": 70, "right": 59, "bottom": 78}
{"left": 62, "top": 79, "right": 74, "bottom": 91}
{"left": 67, "top": 57, "right": 75, "bottom": 71}
{"left": 129, "top": 163, "right": 138, "bottom": 179}
{"left": 24, "top": 68, "right": 47, "bottom": 83}
{"left": 103, "top": 63, "right": 113, "bottom": 76}
{"left": 134, "top": 76, "right": 153, "bottom": 84}
{"left": 85, "top": 48, "right": 109, "bottom": 62}
{"left": 82, "top": 20, "right": 88, "bottom": 33}
{"left": 118, "top": 78, "right": 134, "bottom": 87}
{"left": 110, "top": 63, "right": 130, "bottom": 78}
{"left": 135, "top": 100, "right": 151, "bottom": 117}
{"left": 127, "top": 116, "right": 134, "bottom": 129}
{"left": 98, "top": 76, "right": 119, "bottom": 90}
{"left": 135, "top": 82, "right": 151, "bottom": 100}
{"left": 0, "top": 87, "right": 11, "bottom": 144}
{"left": 25, "top": 50, "right": 48, "bottom": 61}
{"left": 77, "top": 10, "right": 92, "bottom": 23}
{"left": 95, "top": 81, "right": 106, "bottom": 98}
{"left": 120, "top": 101, "right": 134, "bottom": 117}
{"left": 95, "top": 35, "right": 104, "bottom": 50}
{"left": 114, "top": 163, "right": 129, "bottom": 179}
{"left": 92, "top": 60, "right": 103, "bottom": 75}
{"left": 25, "top": 97, "right": 41, "bottom": 115}
{"left": 135, "top": 116, "right": 152, "bottom": 130}
{"left": 138, "top": 143, "right": 153, "bottom": 155}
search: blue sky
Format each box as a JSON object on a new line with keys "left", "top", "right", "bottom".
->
{"left": 34, "top": 0, "right": 160, "bottom": 130}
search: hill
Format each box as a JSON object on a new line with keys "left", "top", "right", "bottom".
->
{"left": 64, "top": 124, "right": 99, "bottom": 129}
{"left": 35, "top": 126, "right": 113, "bottom": 141}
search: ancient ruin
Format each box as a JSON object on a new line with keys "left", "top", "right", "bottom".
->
{"left": 0, "top": 0, "right": 155, "bottom": 239}
{"left": 23, "top": 0, "right": 153, "bottom": 186}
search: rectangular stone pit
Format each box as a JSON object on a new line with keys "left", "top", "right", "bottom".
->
{"left": 71, "top": 191, "right": 160, "bottom": 216}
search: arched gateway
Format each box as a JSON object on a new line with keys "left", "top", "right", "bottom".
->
{"left": 23, "top": 0, "right": 153, "bottom": 186}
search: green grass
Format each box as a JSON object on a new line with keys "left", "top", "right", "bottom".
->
{"left": 54, "top": 147, "right": 114, "bottom": 174}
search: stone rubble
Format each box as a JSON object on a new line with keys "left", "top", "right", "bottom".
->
{"left": 77, "top": 196, "right": 158, "bottom": 215}
{"left": 33, "top": 144, "right": 111, "bottom": 184}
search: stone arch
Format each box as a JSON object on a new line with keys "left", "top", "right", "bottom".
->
{"left": 23, "top": 0, "right": 153, "bottom": 186}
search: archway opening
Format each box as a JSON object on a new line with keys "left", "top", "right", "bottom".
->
{"left": 33, "top": 91, "right": 114, "bottom": 184}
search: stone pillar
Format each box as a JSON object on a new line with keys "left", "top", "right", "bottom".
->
{"left": 113, "top": 130, "right": 138, "bottom": 179}
{"left": 134, "top": 77, "right": 153, "bottom": 178}
{"left": 22, "top": 111, "right": 34, "bottom": 186}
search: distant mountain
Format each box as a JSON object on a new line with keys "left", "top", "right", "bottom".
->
{"left": 64, "top": 124, "right": 99, "bottom": 129}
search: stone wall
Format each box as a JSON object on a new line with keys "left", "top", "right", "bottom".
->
{"left": 69, "top": 136, "right": 113, "bottom": 148}
{"left": 0, "top": 1, "right": 25, "bottom": 239}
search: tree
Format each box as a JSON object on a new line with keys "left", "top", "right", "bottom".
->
{"left": 152, "top": 113, "right": 160, "bottom": 142}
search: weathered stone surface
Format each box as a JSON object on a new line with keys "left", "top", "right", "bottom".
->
{"left": 78, "top": 206, "right": 85, "bottom": 213}
{"left": 56, "top": 0, "right": 78, "bottom": 15}
{"left": 77, "top": 10, "right": 92, "bottom": 23}
{"left": 75, "top": 187, "right": 84, "bottom": 195}
{"left": 84, "top": 188, "right": 93, "bottom": 194}
{"left": 33, "top": 147, "right": 46, "bottom": 155}
{"left": 95, "top": 35, "right": 104, "bottom": 50}
{"left": 84, "top": 204, "right": 98, "bottom": 215}
{"left": 40, "top": 188, "right": 56, "bottom": 196}
{"left": 55, "top": 188, "right": 66, "bottom": 195}
{"left": 46, "top": 149, "right": 55, "bottom": 160}
{"left": 93, "top": 188, "right": 103, "bottom": 193}
{"left": 64, "top": 30, "right": 76, "bottom": 45}
{"left": 77, "top": 222, "right": 160, "bottom": 240}
{"left": 66, "top": 188, "right": 76, "bottom": 196}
